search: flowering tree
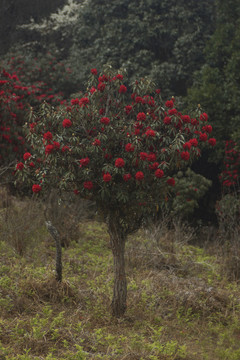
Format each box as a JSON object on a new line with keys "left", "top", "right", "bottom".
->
{"left": 15, "top": 67, "right": 216, "bottom": 317}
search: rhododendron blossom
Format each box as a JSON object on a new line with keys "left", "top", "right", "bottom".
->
{"left": 16, "top": 162, "right": 24, "bottom": 170}
{"left": 84, "top": 181, "right": 93, "bottom": 190}
{"left": 103, "top": 172, "right": 112, "bottom": 182}
{"left": 23, "top": 152, "right": 31, "bottom": 161}
{"left": 181, "top": 151, "right": 190, "bottom": 161}
{"left": 32, "top": 184, "right": 42, "bottom": 193}
{"left": 115, "top": 158, "right": 125, "bottom": 168}
{"left": 135, "top": 171, "right": 144, "bottom": 181}
{"left": 62, "top": 119, "right": 72, "bottom": 128}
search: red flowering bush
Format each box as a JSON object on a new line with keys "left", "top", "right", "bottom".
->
{"left": 15, "top": 67, "right": 215, "bottom": 317}
{"left": 216, "top": 140, "right": 239, "bottom": 232}
{"left": 219, "top": 140, "right": 239, "bottom": 190}
{"left": 0, "top": 54, "right": 73, "bottom": 168}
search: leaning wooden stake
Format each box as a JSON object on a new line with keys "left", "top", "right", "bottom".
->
{"left": 45, "top": 221, "right": 62, "bottom": 282}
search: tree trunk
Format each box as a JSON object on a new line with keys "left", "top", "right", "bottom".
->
{"left": 45, "top": 220, "right": 62, "bottom": 282}
{"left": 107, "top": 215, "right": 127, "bottom": 317}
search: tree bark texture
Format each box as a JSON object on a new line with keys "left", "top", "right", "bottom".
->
{"left": 45, "top": 221, "right": 62, "bottom": 282}
{"left": 107, "top": 214, "right": 127, "bottom": 317}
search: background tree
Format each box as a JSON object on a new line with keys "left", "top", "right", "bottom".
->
{"left": 8, "top": 0, "right": 215, "bottom": 98}
{"left": 0, "top": 0, "right": 66, "bottom": 56}
{"left": 67, "top": 0, "right": 215, "bottom": 96}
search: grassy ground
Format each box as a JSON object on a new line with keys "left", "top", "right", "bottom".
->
{"left": 0, "top": 196, "right": 240, "bottom": 359}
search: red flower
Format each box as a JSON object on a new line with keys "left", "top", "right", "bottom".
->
{"left": 155, "top": 169, "right": 164, "bottom": 178}
{"left": 97, "top": 82, "right": 105, "bottom": 92}
{"left": 135, "top": 171, "right": 144, "bottom": 181}
{"left": 137, "top": 112, "right": 146, "bottom": 121}
{"left": 149, "top": 162, "right": 159, "bottom": 170}
{"left": 23, "top": 152, "right": 31, "bottom": 161}
{"left": 16, "top": 162, "right": 24, "bottom": 170}
{"left": 74, "top": 189, "right": 80, "bottom": 195}
{"left": 147, "top": 153, "right": 157, "bottom": 162}
{"left": 45, "top": 144, "right": 54, "bottom": 154}
{"left": 30, "top": 122, "right": 36, "bottom": 130}
{"left": 125, "top": 143, "right": 135, "bottom": 152}
{"left": 53, "top": 141, "right": 60, "bottom": 149}
{"left": 91, "top": 68, "right": 97, "bottom": 75}
{"left": 62, "top": 118, "right": 72, "bottom": 128}
{"left": 100, "top": 117, "right": 110, "bottom": 125}
{"left": 140, "top": 152, "right": 148, "bottom": 160}
{"left": 103, "top": 172, "right": 112, "bottom": 182}
{"left": 32, "top": 184, "right": 42, "bottom": 193}
{"left": 181, "top": 151, "right": 190, "bottom": 161}
{"left": 84, "top": 181, "right": 93, "bottom": 190}
{"left": 29, "top": 162, "right": 35, "bottom": 168}
{"left": 125, "top": 105, "right": 132, "bottom": 114}
{"left": 90, "top": 86, "right": 96, "bottom": 94}
{"left": 104, "top": 153, "right": 112, "bottom": 160}
{"left": 145, "top": 129, "right": 156, "bottom": 137}
{"left": 200, "top": 112, "right": 208, "bottom": 121}
{"left": 92, "top": 139, "right": 101, "bottom": 146}
{"left": 167, "top": 178, "right": 175, "bottom": 186}
{"left": 165, "top": 100, "right": 174, "bottom": 108}
{"left": 79, "top": 157, "right": 90, "bottom": 167}
{"left": 116, "top": 74, "right": 123, "bottom": 80}
{"left": 199, "top": 132, "right": 208, "bottom": 142}
{"left": 79, "top": 97, "right": 89, "bottom": 107}
{"left": 155, "top": 89, "right": 161, "bottom": 94}
{"left": 43, "top": 131, "right": 53, "bottom": 141}
{"left": 202, "top": 125, "right": 212, "bottom": 133}
{"left": 208, "top": 138, "right": 216, "bottom": 146}
{"left": 168, "top": 108, "right": 177, "bottom": 115}
{"left": 123, "top": 173, "right": 132, "bottom": 182}
{"left": 164, "top": 116, "right": 171, "bottom": 125}
{"left": 181, "top": 115, "right": 191, "bottom": 123}
{"left": 135, "top": 96, "right": 143, "bottom": 103}
{"left": 71, "top": 98, "right": 79, "bottom": 105}
{"left": 183, "top": 142, "right": 191, "bottom": 150}
{"left": 119, "top": 85, "right": 127, "bottom": 93}
{"left": 61, "top": 145, "right": 70, "bottom": 152}
{"left": 189, "top": 138, "right": 198, "bottom": 147}
{"left": 115, "top": 158, "right": 125, "bottom": 168}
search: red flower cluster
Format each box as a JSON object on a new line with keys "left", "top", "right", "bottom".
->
{"left": 103, "top": 172, "right": 112, "bottom": 182}
{"left": 123, "top": 173, "right": 131, "bottom": 182}
{"left": 115, "top": 158, "right": 125, "bottom": 168}
{"left": 135, "top": 171, "right": 144, "bottom": 181}
{"left": 155, "top": 169, "right": 164, "bottom": 178}
{"left": 43, "top": 132, "right": 53, "bottom": 141}
{"left": 181, "top": 151, "right": 190, "bottom": 161}
{"left": 62, "top": 119, "right": 72, "bottom": 128}
{"left": 23, "top": 152, "right": 31, "bottom": 161}
{"left": 84, "top": 181, "right": 93, "bottom": 190}
{"left": 137, "top": 112, "right": 146, "bottom": 121}
{"left": 119, "top": 85, "right": 127, "bottom": 94}
{"left": 100, "top": 117, "right": 110, "bottom": 125}
{"left": 32, "top": 184, "right": 42, "bottom": 193}
{"left": 79, "top": 157, "right": 90, "bottom": 167}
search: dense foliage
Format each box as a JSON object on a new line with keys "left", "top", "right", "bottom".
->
{"left": 69, "top": 0, "right": 215, "bottom": 96}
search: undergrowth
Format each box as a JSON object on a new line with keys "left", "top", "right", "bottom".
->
{"left": 0, "top": 193, "right": 240, "bottom": 359}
